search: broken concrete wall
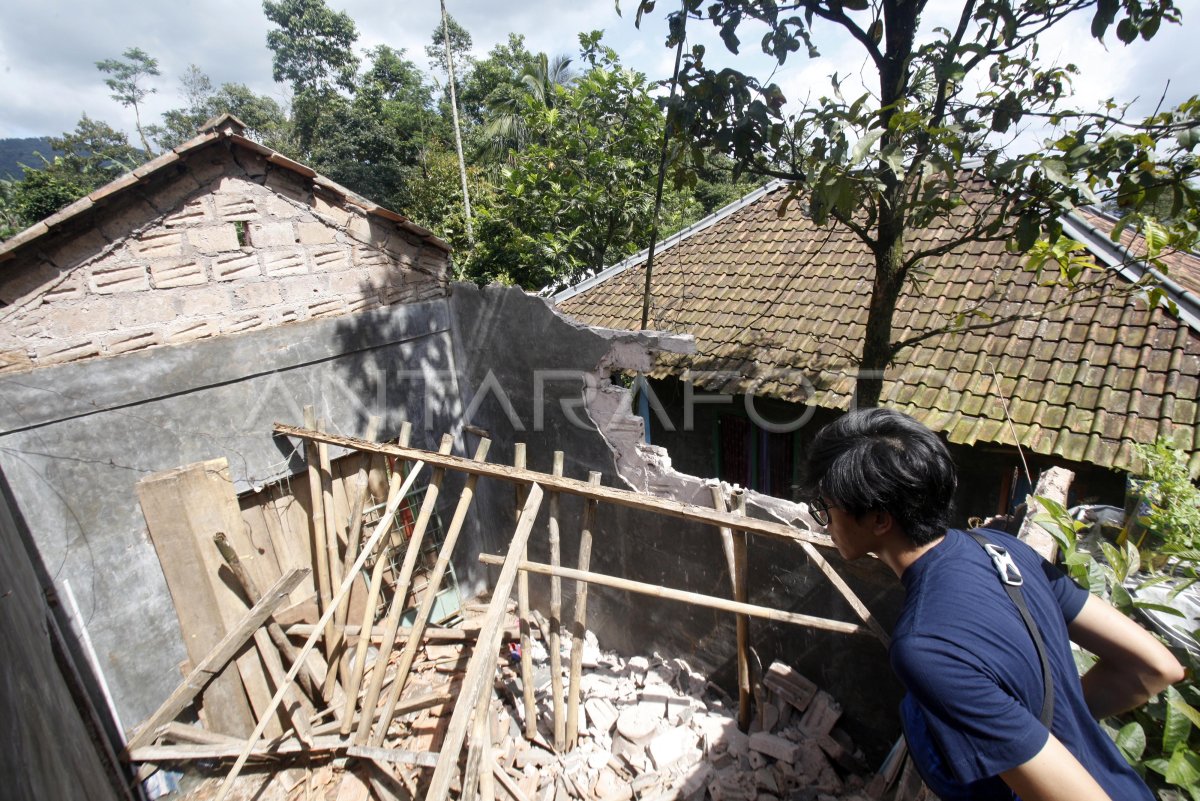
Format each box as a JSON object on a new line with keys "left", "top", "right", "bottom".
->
{"left": 448, "top": 284, "right": 905, "bottom": 757}
{"left": 0, "top": 296, "right": 465, "bottom": 730}
{"left": 0, "top": 140, "right": 447, "bottom": 374}
{"left": 0, "top": 476, "right": 124, "bottom": 801}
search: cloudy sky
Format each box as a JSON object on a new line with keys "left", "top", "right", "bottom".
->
{"left": 1, "top": 0, "right": 1197, "bottom": 146}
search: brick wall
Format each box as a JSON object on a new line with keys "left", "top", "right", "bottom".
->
{"left": 0, "top": 143, "right": 450, "bottom": 374}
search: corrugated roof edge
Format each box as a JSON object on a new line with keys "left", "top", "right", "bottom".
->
{"left": 1062, "top": 209, "right": 1200, "bottom": 334}
{"left": 0, "top": 126, "right": 449, "bottom": 262}
{"left": 551, "top": 178, "right": 790, "bottom": 303}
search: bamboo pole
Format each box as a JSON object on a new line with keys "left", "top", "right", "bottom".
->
{"left": 317, "top": 422, "right": 343, "bottom": 699}
{"left": 214, "top": 462, "right": 427, "bottom": 801}
{"left": 372, "top": 438, "right": 492, "bottom": 747}
{"left": 334, "top": 416, "right": 383, "bottom": 701}
{"left": 798, "top": 540, "right": 891, "bottom": 646}
{"left": 426, "top": 484, "right": 545, "bottom": 801}
{"left": 513, "top": 443, "right": 537, "bottom": 740}
{"left": 547, "top": 450, "right": 565, "bottom": 752}
{"left": 302, "top": 407, "right": 331, "bottom": 627}
{"left": 354, "top": 435, "right": 455, "bottom": 746}
{"left": 720, "top": 485, "right": 753, "bottom": 731}
{"left": 566, "top": 471, "right": 601, "bottom": 750}
{"left": 339, "top": 423, "right": 413, "bottom": 735}
{"left": 476, "top": 555, "right": 871, "bottom": 636}
{"left": 274, "top": 424, "right": 831, "bottom": 548}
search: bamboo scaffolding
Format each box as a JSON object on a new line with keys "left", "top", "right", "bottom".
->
{"left": 425, "top": 484, "right": 545, "bottom": 801}
{"left": 512, "top": 443, "right": 537, "bottom": 740}
{"left": 547, "top": 450, "right": 565, "bottom": 752}
{"left": 477, "top": 555, "right": 871, "bottom": 636}
{"left": 214, "top": 462, "right": 427, "bottom": 801}
{"left": 711, "top": 484, "right": 752, "bottom": 731}
{"left": 354, "top": 435, "right": 455, "bottom": 746}
{"left": 302, "top": 407, "right": 331, "bottom": 655}
{"left": 566, "top": 471, "right": 600, "bottom": 750}
{"left": 371, "top": 438, "right": 492, "bottom": 747}
{"left": 317, "top": 422, "right": 342, "bottom": 697}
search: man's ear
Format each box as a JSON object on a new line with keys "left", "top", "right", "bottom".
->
{"left": 870, "top": 509, "right": 897, "bottom": 538}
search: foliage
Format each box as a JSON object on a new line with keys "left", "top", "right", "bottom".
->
{"left": 634, "top": 0, "right": 1200, "bottom": 407}
{"left": 1035, "top": 478, "right": 1200, "bottom": 800}
{"left": 426, "top": 9, "right": 474, "bottom": 83}
{"left": 263, "top": 0, "right": 358, "bottom": 94}
{"left": 465, "top": 33, "right": 663, "bottom": 289}
{"left": 458, "top": 34, "right": 542, "bottom": 127}
{"left": 95, "top": 47, "right": 161, "bottom": 155}
{"left": 149, "top": 66, "right": 290, "bottom": 151}
{"left": 1131, "top": 438, "right": 1200, "bottom": 553}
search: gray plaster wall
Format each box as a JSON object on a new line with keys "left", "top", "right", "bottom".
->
{"left": 0, "top": 297, "right": 466, "bottom": 730}
{"left": 0, "top": 474, "right": 124, "bottom": 801}
{"left": 448, "top": 284, "right": 905, "bottom": 758}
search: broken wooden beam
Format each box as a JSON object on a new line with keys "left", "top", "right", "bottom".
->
{"left": 547, "top": 450, "right": 566, "bottom": 752}
{"left": 566, "top": 470, "right": 601, "bottom": 750}
{"left": 477, "top": 555, "right": 871, "bottom": 636}
{"left": 346, "top": 744, "right": 439, "bottom": 768}
{"left": 125, "top": 568, "right": 309, "bottom": 753}
{"left": 513, "top": 443, "right": 537, "bottom": 741}
{"left": 130, "top": 734, "right": 344, "bottom": 763}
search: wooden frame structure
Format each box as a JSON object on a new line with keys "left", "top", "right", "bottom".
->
{"left": 126, "top": 421, "right": 890, "bottom": 801}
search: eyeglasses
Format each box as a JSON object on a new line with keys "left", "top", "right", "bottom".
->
{"left": 809, "top": 497, "right": 833, "bottom": 527}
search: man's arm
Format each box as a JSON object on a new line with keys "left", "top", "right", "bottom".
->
{"left": 1000, "top": 732, "right": 1113, "bottom": 801}
{"left": 1068, "top": 593, "right": 1184, "bottom": 720}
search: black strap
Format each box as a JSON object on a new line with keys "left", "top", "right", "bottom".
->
{"left": 966, "top": 530, "right": 1055, "bottom": 728}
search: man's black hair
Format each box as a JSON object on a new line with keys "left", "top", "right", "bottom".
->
{"left": 802, "top": 408, "right": 957, "bottom": 545}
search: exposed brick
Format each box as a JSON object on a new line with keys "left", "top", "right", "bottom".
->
{"left": 298, "top": 221, "right": 336, "bottom": 245}
{"left": 328, "top": 268, "right": 368, "bottom": 296}
{"left": 274, "top": 308, "right": 300, "bottom": 325}
{"left": 212, "top": 252, "right": 260, "bottom": 281}
{"left": 163, "top": 198, "right": 210, "bottom": 228}
{"left": 44, "top": 229, "right": 110, "bottom": 271}
{"left": 222, "top": 313, "right": 267, "bottom": 334}
{"left": 43, "top": 273, "right": 86, "bottom": 303}
{"left": 385, "top": 233, "right": 421, "bottom": 262}
{"left": 37, "top": 337, "right": 101, "bottom": 365}
{"left": 214, "top": 194, "right": 258, "bottom": 222}
{"left": 133, "top": 230, "right": 185, "bottom": 259}
{"left": 0, "top": 259, "right": 60, "bottom": 303}
{"left": 175, "top": 286, "right": 233, "bottom": 317}
{"left": 234, "top": 281, "right": 283, "bottom": 309}
{"left": 345, "top": 291, "right": 379, "bottom": 314}
{"left": 312, "top": 192, "right": 351, "bottom": 227}
{"left": 112, "top": 293, "right": 177, "bottom": 327}
{"left": 351, "top": 245, "right": 390, "bottom": 269}
{"left": 142, "top": 169, "right": 203, "bottom": 212}
{"left": 90, "top": 262, "right": 150, "bottom": 294}
{"left": 237, "top": 151, "right": 268, "bottom": 178}
{"left": 188, "top": 224, "right": 240, "bottom": 255}
{"left": 262, "top": 248, "right": 308, "bottom": 277}
{"left": 418, "top": 252, "right": 448, "bottom": 277}
{"left": 346, "top": 213, "right": 375, "bottom": 245}
{"left": 186, "top": 152, "right": 232, "bottom": 185}
{"left": 47, "top": 305, "right": 114, "bottom": 338}
{"left": 248, "top": 221, "right": 297, "bottom": 248}
{"left": 166, "top": 318, "right": 219, "bottom": 344}
{"left": 264, "top": 194, "right": 300, "bottom": 219}
{"left": 310, "top": 245, "right": 349, "bottom": 271}
{"left": 308, "top": 298, "right": 345, "bottom": 318}
{"left": 97, "top": 198, "right": 159, "bottom": 241}
{"left": 280, "top": 274, "right": 328, "bottom": 300}
{"left": 150, "top": 258, "right": 207, "bottom": 288}
{"left": 0, "top": 350, "right": 33, "bottom": 374}
{"left": 106, "top": 328, "right": 162, "bottom": 355}
{"left": 264, "top": 169, "right": 311, "bottom": 203}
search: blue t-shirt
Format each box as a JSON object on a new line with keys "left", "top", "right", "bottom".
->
{"left": 891, "top": 528, "right": 1153, "bottom": 800}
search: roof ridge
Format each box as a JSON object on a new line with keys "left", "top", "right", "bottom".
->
{"left": 551, "top": 178, "right": 790, "bottom": 303}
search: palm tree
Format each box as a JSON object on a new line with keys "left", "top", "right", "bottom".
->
{"left": 481, "top": 53, "right": 574, "bottom": 161}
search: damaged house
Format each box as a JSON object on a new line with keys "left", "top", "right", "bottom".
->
{"left": 555, "top": 180, "right": 1200, "bottom": 514}
{"left": 0, "top": 118, "right": 916, "bottom": 800}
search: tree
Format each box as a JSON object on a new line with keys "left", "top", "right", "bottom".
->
{"left": 458, "top": 34, "right": 540, "bottom": 126}
{"left": 480, "top": 51, "right": 575, "bottom": 160}
{"left": 95, "top": 47, "right": 161, "bottom": 156}
{"left": 263, "top": 0, "right": 359, "bottom": 154}
{"left": 636, "top": 0, "right": 1200, "bottom": 407}
{"left": 467, "top": 33, "right": 664, "bottom": 288}
{"left": 151, "top": 65, "right": 290, "bottom": 151}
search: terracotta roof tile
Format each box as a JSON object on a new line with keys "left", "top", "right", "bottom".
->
{"left": 559, "top": 184, "right": 1200, "bottom": 477}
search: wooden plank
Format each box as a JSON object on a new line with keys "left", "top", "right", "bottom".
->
{"left": 154, "top": 721, "right": 245, "bottom": 746}
{"left": 426, "top": 483, "right": 545, "bottom": 801}
{"left": 136, "top": 459, "right": 266, "bottom": 738}
{"left": 513, "top": 444, "right": 537, "bottom": 741}
{"left": 130, "top": 734, "right": 344, "bottom": 763}
{"left": 372, "top": 438, "right": 492, "bottom": 746}
{"left": 275, "top": 424, "right": 832, "bottom": 547}
{"left": 714, "top": 485, "right": 752, "bottom": 731}
{"left": 566, "top": 471, "right": 601, "bottom": 750}
{"left": 214, "top": 461, "right": 428, "bottom": 801}
{"left": 125, "top": 569, "right": 308, "bottom": 752}
{"left": 547, "top": 451, "right": 565, "bottom": 752}
{"left": 477, "top": 556, "right": 871, "bottom": 636}
{"left": 355, "top": 434, "right": 456, "bottom": 745}
{"left": 303, "top": 406, "right": 332, "bottom": 642}
{"left": 346, "top": 744, "right": 439, "bottom": 768}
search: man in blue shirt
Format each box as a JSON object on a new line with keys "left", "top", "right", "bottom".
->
{"left": 802, "top": 408, "right": 1183, "bottom": 800}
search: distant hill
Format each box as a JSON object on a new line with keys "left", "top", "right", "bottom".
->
{"left": 0, "top": 137, "right": 56, "bottom": 180}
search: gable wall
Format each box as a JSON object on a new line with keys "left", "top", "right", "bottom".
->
{"left": 0, "top": 143, "right": 448, "bottom": 374}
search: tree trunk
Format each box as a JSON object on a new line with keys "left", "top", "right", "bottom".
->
{"left": 441, "top": 0, "right": 473, "bottom": 245}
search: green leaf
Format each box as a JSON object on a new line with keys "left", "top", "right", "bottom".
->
{"left": 1166, "top": 747, "right": 1200, "bottom": 787}
{"left": 1168, "top": 688, "right": 1200, "bottom": 730}
{"left": 1116, "top": 721, "right": 1148, "bottom": 762}
{"left": 1133, "top": 601, "right": 1188, "bottom": 617}
{"left": 1164, "top": 686, "right": 1194, "bottom": 754}
{"left": 850, "top": 129, "right": 883, "bottom": 166}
